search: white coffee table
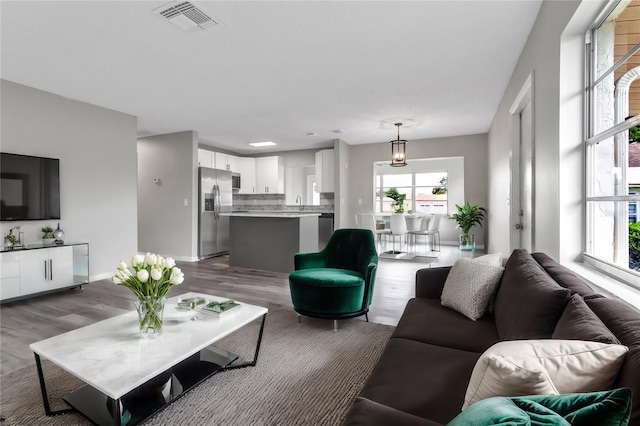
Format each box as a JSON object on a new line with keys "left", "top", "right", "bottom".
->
{"left": 30, "top": 292, "right": 268, "bottom": 426}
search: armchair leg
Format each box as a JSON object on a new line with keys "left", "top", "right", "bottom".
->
{"left": 365, "top": 312, "right": 369, "bottom": 322}
{"left": 297, "top": 314, "right": 302, "bottom": 323}
{"left": 333, "top": 320, "right": 338, "bottom": 333}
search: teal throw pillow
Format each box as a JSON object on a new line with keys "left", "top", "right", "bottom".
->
{"left": 448, "top": 388, "right": 631, "bottom": 426}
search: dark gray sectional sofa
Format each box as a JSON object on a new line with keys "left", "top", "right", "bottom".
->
{"left": 342, "top": 249, "right": 640, "bottom": 425}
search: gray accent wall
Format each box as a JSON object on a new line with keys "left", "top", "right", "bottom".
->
{"left": 137, "top": 131, "right": 198, "bottom": 261}
{"left": 0, "top": 79, "right": 138, "bottom": 281}
{"left": 344, "top": 134, "right": 489, "bottom": 247}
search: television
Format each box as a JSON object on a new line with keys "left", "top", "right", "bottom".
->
{"left": 0, "top": 153, "right": 60, "bottom": 221}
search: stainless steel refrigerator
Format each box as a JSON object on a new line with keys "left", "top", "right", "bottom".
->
{"left": 198, "top": 167, "right": 232, "bottom": 259}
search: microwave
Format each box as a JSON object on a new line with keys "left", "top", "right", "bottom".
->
{"left": 231, "top": 173, "right": 241, "bottom": 190}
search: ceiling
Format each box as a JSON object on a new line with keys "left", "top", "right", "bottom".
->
{"left": 0, "top": 1, "right": 543, "bottom": 155}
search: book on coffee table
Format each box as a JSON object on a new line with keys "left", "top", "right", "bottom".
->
{"left": 199, "top": 300, "right": 242, "bottom": 317}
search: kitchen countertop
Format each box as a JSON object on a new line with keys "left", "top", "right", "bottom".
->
{"left": 222, "top": 212, "right": 321, "bottom": 218}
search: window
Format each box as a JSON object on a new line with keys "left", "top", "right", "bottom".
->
{"left": 375, "top": 172, "right": 447, "bottom": 214}
{"left": 585, "top": 0, "right": 640, "bottom": 281}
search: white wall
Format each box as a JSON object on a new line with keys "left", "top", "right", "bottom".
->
{"left": 0, "top": 80, "right": 138, "bottom": 280}
{"left": 137, "top": 131, "right": 198, "bottom": 261}
{"left": 344, "top": 134, "right": 488, "bottom": 246}
{"left": 487, "top": 0, "right": 604, "bottom": 262}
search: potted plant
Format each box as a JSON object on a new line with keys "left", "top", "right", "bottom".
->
{"left": 450, "top": 202, "right": 486, "bottom": 251}
{"left": 5, "top": 233, "right": 16, "bottom": 248}
{"left": 384, "top": 188, "right": 407, "bottom": 213}
{"left": 42, "top": 226, "right": 55, "bottom": 244}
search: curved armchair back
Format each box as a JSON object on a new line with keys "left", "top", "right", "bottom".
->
{"left": 324, "top": 228, "right": 378, "bottom": 277}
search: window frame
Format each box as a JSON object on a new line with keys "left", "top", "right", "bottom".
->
{"left": 584, "top": 0, "right": 640, "bottom": 290}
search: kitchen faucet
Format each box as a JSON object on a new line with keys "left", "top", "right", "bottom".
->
{"left": 296, "top": 195, "right": 302, "bottom": 210}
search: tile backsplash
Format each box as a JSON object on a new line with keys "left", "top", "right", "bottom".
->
{"left": 233, "top": 193, "right": 334, "bottom": 212}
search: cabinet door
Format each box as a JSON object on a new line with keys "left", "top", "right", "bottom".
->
{"left": 227, "top": 154, "right": 238, "bottom": 173}
{"left": 215, "top": 152, "right": 228, "bottom": 170}
{"left": 19, "top": 249, "right": 50, "bottom": 295}
{"left": 321, "top": 149, "right": 334, "bottom": 192}
{"left": 315, "top": 151, "right": 324, "bottom": 193}
{"left": 50, "top": 246, "right": 73, "bottom": 289}
{"left": 198, "top": 149, "right": 214, "bottom": 168}
{"left": 237, "top": 157, "right": 256, "bottom": 194}
{"left": 0, "top": 252, "right": 21, "bottom": 300}
{"left": 256, "top": 156, "right": 283, "bottom": 193}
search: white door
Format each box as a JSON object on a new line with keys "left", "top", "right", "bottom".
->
{"left": 518, "top": 100, "right": 534, "bottom": 251}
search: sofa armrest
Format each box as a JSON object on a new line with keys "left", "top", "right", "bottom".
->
{"left": 294, "top": 251, "right": 326, "bottom": 270}
{"left": 415, "top": 267, "right": 452, "bottom": 299}
{"left": 341, "top": 397, "right": 443, "bottom": 426}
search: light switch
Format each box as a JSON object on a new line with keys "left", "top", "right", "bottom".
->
{"left": 358, "top": 199, "right": 362, "bottom": 205}
{"left": 184, "top": 198, "right": 189, "bottom": 206}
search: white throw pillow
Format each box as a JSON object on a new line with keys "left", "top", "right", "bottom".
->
{"left": 462, "top": 339, "right": 629, "bottom": 410}
{"left": 472, "top": 252, "right": 503, "bottom": 267}
{"left": 441, "top": 258, "right": 504, "bottom": 320}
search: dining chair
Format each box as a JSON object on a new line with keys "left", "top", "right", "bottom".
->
{"left": 408, "top": 213, "right": 441, "bottom": 256}
{"left": 356, "top": 213, "right": 391, "bottom": 250}
{"left": 389, "top": 213, "right": 408, "bottom": 254}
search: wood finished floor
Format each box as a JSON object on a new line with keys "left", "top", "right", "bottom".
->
{"left": 0, "top": 245, "right": 475, "bottom": 376}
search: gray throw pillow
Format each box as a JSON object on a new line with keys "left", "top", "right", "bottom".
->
{"left": 441, "top": 258, "right": 504, "bottom": 321}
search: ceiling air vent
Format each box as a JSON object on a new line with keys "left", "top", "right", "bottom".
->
{"left": 154, "top": 1, "right": 218, "bottom": 33}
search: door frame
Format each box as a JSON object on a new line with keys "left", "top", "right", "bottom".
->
{"left": 509, "top": 72, "right": 535, "bottom": 252}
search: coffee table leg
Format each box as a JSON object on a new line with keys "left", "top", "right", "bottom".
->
{"left": 109, "top": 397, "right": 122, "bottom": 426}
{"left": 34, "top": 353, "right": 74, "bottom": 416}
{"left": 224, "top": 312, "right": 266, "bottom": 370}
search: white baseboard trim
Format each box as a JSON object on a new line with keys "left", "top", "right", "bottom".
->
{"left": 90, "top": 272, "right": 114, "bottom": 282}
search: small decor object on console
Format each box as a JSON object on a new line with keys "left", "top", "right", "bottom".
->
{"left": 41, "top": 226, "right": 55, "bottom": 244}
{"left": 112, "top": 253, "right": 184, "bottom": 338}
{"left": 200, "top": 299, "right": 241, "bottom": 317}
{"left": 4, "top": 233, "right": 16, "bottom": 248}
{"left": 53, "top": 222, "right": 65, "bottom": 244}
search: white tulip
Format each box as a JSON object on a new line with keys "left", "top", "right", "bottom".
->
{"left": 151, "top": 268, "right": 162, "bottom": 281}
{"left": 156, "top": 256, "right": 166, "bottom": 269}
{"left": 132, "top": 254, "right": 144, "bottom": 268}
{"left": 112, "top": 275, "right": 121, "bottom": 284}
{"left": 118, "top": 261, "right": 128, "bottom": 271}
{"left": 170, "top": 267, "right": 184, "bottom": 284}
{"left": 137, "top": 269, "right": 149, "bottom": 283}
{"left": 165, "top": 257, "right": 176, "bottom": 268}
{"left": 144, "top": 253, "right": 157, "bottom": 267}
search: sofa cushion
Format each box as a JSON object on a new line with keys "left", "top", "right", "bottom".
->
{"left": 493, "top": 249, "right": 571, "bottom": 340}
{"left": 450, "top": 388, "right": 632, "bottom": 426}
{"left": 531, "top": 252, "right": 596, "bottom": 297}
{"left": 392, "top": 298, "right": 500, "bottom": 353}
{"left": 359, "top": 338, "right": 480, "bottom": 425}
{"left": 585, "top": 296, "right": 640, "bottom": 425}
{"left": 463, "top": 340, "right": 629, "bottom": 409}
{"left": 441, "top": 258, "right": 504, "bottom": 321}
{"left": 552, "top": 294, "right": 620, "bottom": 344}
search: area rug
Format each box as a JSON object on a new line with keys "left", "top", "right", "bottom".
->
{"left": 0, "top": 304, "right": 394, "bottom": 425}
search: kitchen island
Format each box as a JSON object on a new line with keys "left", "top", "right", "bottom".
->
{"left": 224, "top": 212, "right": 320, "bottom": 273}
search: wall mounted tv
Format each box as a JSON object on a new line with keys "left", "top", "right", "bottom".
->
{"left": 0, "top": 153, "right": 60, "bottom": 221}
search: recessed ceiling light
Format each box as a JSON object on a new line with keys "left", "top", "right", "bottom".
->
{"left": 331, "top": 129, "right": 344, "bottom": 134}
{"left": 248, "top": 141, "right": 277, "bottom": 147}
{"left": 306, "top": 132, "right": 318, "bottom": 137}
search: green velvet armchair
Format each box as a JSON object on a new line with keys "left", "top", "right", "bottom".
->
{"left": 289, "top": 228, "right": 378, "bottom": 331}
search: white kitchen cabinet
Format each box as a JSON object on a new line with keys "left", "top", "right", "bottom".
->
{"left": 0, "top": 252, "right": 21, "bottom": 300}
{"left": 256, "top": 156, "right": 284, "bottom": 193}
{"left": 213, "top": 152, "right": 239, "bottom": 172}
{"left": 0, "top": 243, "right": 89, "bottom": 302}
{"left": 236, "top": 157, "right": 256, "bottom": 194}
{"left": 315, "top": 149, "right": 335, "bottom": 192}
{"left": 227, "top": 154, "right": 238, "bottom": 173}
{"left": 197, "top": 149, "right": 215, "bottom": 168}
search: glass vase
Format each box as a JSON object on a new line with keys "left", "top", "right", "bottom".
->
{"left": 135, "top": 296, "right": 165, "bottom": 338}
{"left": 459, "top": 234, "right": 476, "bottom": 251}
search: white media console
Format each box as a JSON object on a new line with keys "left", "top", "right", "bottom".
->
{"left": 0, "top": 242, "right": 89, "bottom": 302}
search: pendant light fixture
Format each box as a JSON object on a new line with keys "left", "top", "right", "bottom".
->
{"left": 390, "top": 122, "right": 407, "bottom": 167}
